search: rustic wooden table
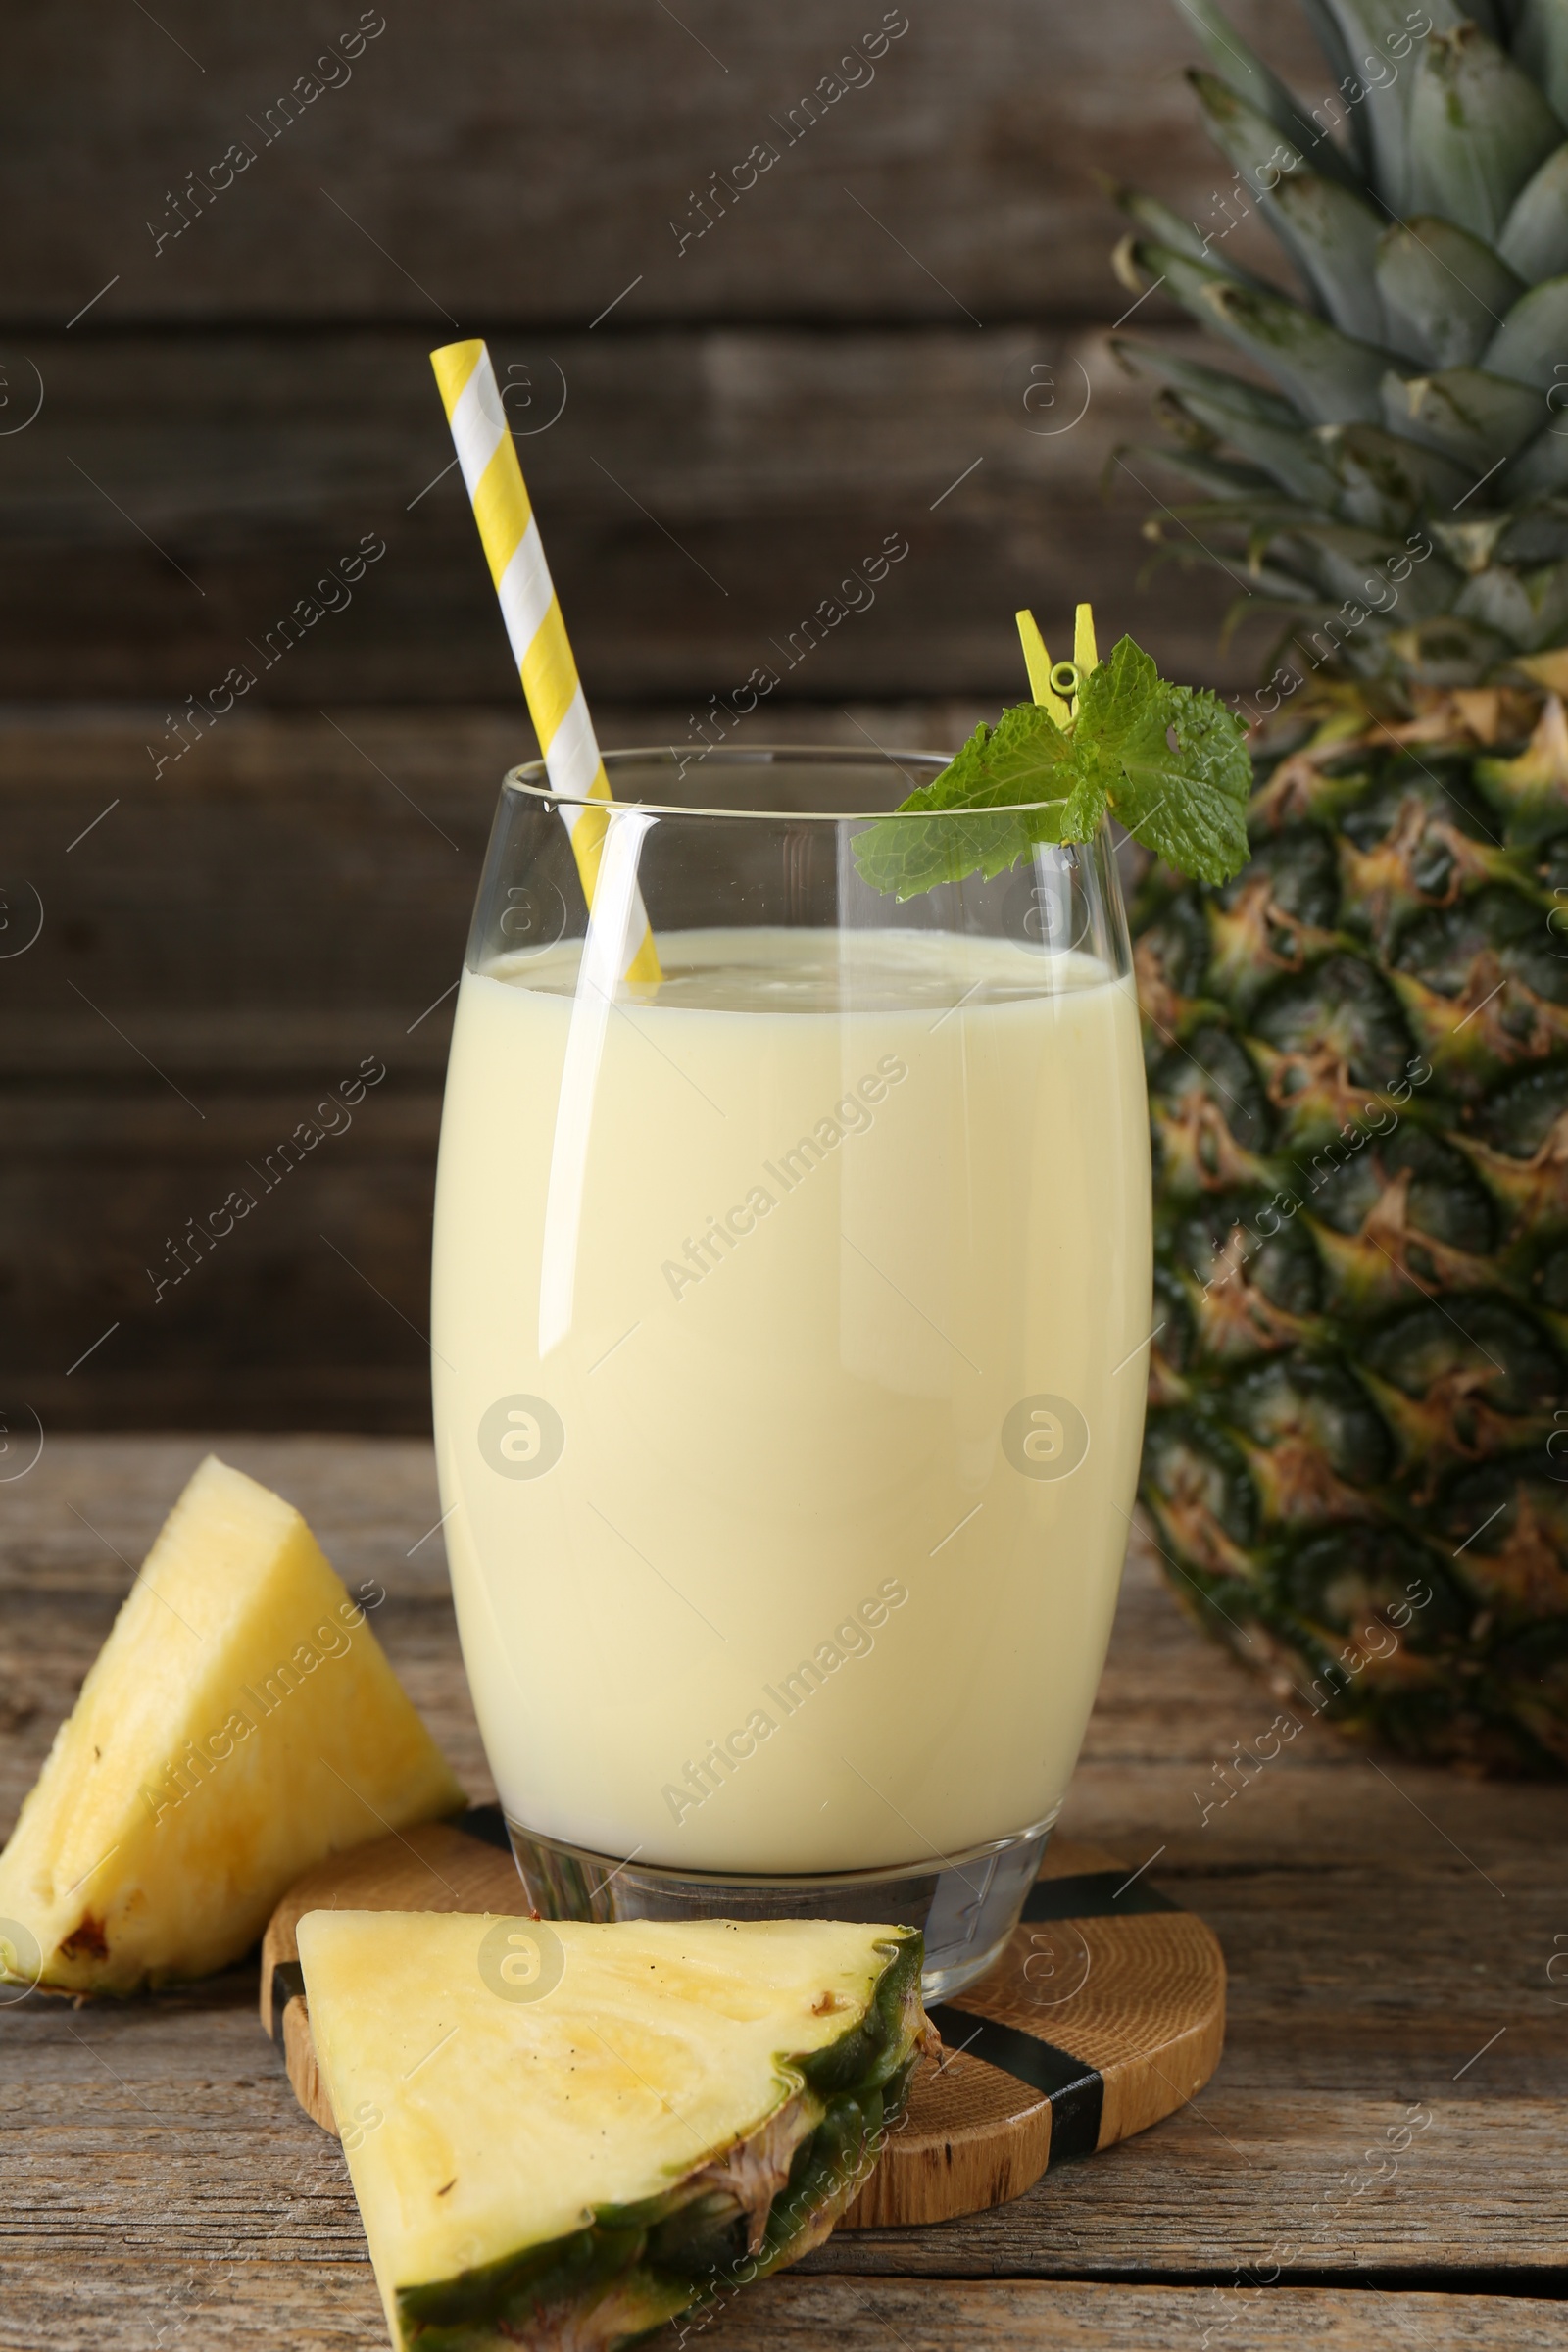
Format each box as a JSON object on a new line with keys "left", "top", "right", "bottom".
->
{"left": 3, "top": 1437, "right": 1564, "bottom": 2350}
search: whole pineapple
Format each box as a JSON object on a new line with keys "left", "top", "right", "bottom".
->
{"left": 1117, "top": 0, "right": 1568, "bottom": 1771}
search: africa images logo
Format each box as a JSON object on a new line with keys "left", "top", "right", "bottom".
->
{"left": 662, "top": 1054, "right": 908, "bottom": 1300}
{"left": 479, "top": 1395, "right": 565, "bottom": 1480}
{"left": 477, "top": 1917, "right": 565, "bottom": 2004}
{"left": 1002, "top": 1394, "right": 1089, "bottom": 1481}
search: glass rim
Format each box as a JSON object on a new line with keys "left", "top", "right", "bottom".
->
{"left": 502, "top": 742, "right": 1078, "bottom": 826}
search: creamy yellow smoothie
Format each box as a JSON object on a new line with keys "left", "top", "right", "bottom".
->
{"left": 431, "top": 924, "right": 1150, "bottom": 1873}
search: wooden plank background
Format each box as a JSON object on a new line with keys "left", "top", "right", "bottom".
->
{"left": 0, "top": 0, "right": 1329, "bottom": 1430}
{"left": 4, "top": 1443, "right": 1563, "bottom": 2346}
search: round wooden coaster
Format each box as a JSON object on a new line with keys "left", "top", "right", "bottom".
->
{"left": 260, "top": 1807, "right": 1224, "bottom": 2228}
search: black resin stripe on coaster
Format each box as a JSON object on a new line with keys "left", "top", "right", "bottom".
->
{"left": 925, "top": 2003, "right": 1104, "bottom": 2160}
{"left": 270, "top": 1958, "right": 306, "bottom": 2047}
{"left": 448, "top": 1803, "right": 514, "bottom": 1852}
{"left": 1021, "top": 1868, "right": 1178, "bottom": 1922}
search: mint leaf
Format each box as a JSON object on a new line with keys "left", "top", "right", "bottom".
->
{"left": 1133, "top": 683, "right": 1252, "bottom": 880}
{"left": 929, "top": 704, "right": 1077, "bottom": 809}
{"left": 852, "top": 705, "right": 1074, "bottom": 900}
{"left": 854, "top": 632, "right": 1251, "bottom": 902}
{"left": 1076, "top": 637, "right": 1250, "bottom": 884}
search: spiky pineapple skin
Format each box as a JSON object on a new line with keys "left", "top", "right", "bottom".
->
{"left": 1134, "top": 710, "right": 1568, "bottom": 1773}
{"left": 1114, "top": 0, "right": 1568, "bottom": 1768}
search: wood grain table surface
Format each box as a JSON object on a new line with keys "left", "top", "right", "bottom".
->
{"left": 2, "top": 1436, "right": 1565, "bottom": 2351}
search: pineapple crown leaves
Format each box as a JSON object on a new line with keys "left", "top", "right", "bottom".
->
{"left": 1113, "top": 0, "right": 1568, "bottom": 698}
{"left": 852, "top": 606, "right": 1251, "bottom": 900}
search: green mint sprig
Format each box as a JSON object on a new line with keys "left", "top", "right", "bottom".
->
{"left": 854, "top": 624, "right": 1251, "bottom": 902}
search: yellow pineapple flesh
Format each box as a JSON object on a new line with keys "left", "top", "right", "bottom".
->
{"left": 0, "top": 1454, "right": 466, "bottom": 1992}
{"left": 298, "top": 1911, "right": 930, "bottom": 2350}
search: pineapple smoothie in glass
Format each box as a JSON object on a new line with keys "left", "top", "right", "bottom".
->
{"left": 432, "top": 746, "right": 1152, "bottom": 1994}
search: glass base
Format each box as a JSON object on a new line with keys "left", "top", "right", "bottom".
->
{"left": 503, "top": 1818, "right": 1054, "bottom": 2000}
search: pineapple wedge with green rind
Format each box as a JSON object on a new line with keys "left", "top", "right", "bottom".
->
{"left": 298, "top": 1911, "right": 930, "bottom": 2351}
{"left": 0, "top": 1455, "right": 465, "bottom": 1992}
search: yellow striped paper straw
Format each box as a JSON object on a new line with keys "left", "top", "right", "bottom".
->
{"left": 429, "top": 339, "right": 661, "bottom": 984}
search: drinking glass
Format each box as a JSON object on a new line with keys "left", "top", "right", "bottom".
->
{"left": 432, "top": 746, "right": 1151, "bottom": 1996}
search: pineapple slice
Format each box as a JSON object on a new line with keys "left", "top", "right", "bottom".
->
{"left": 298, "top": 1910, "right": 930, "bottom": 2350}
{"left": 0, "top": 1455, "right": 465, "bottom": 1993}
